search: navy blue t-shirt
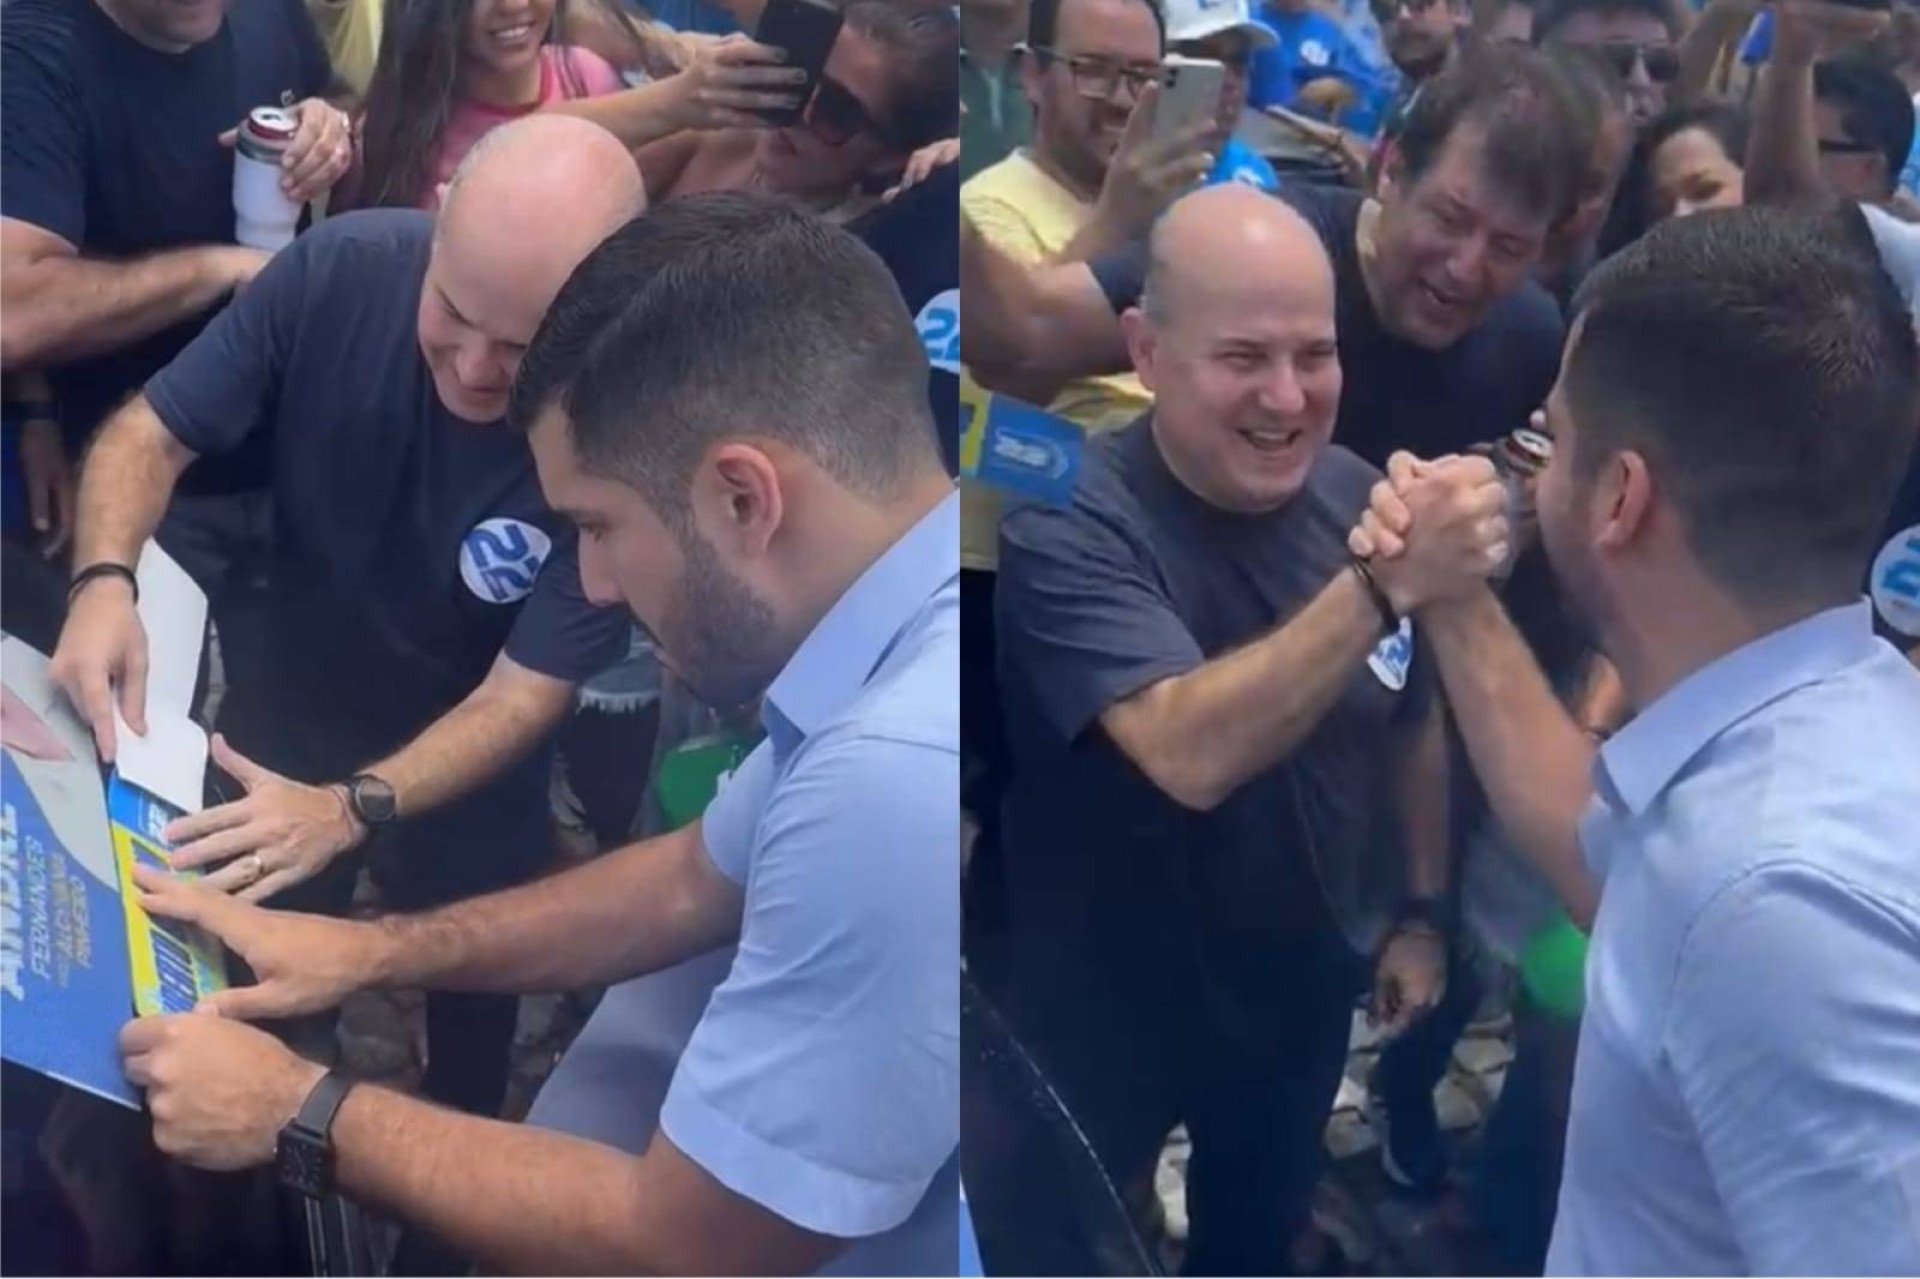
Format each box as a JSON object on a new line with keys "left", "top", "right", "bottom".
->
{"left": 0, "top": 0, "right": 329, "bottom": 490}
{"left": 995, "top": 416, "right": 1431, "bottom": 1010}
{"left": 855, "top": 161, "right": 960, "bottom": 476}
{"left": 145, "top": 210, "right": 626, "bottom": 725}
{"left": 1868, "top": 442, "right": 1920, "bottom": 651}
{"left": 1090, "top": 184, "right": 1565, "bottom": 468}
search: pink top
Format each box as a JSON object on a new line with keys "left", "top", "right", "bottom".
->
{"left": 421, "top": 45, "right": 625, "bottom": 209}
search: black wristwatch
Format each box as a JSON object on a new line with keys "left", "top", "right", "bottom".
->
{"left": 276, "top": 1070, "right": 354, "bottom": 1198}
{"left": 343, "top": 773, "right": 398, "bottom": 827}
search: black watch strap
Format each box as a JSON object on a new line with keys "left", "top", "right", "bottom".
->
{"left": 277, "top": 1071, "right": 353, "bottom": 1198}
{"left": 1348, "top": 556, "right": 1399, "bottom": 637}
{"left": 68, "top": 562, "right": 139, "bottom": 606}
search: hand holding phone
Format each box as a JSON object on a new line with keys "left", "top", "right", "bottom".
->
{"left": 751, "top": 0, "right": 844, "bottom": 125}
{"left": 1091, "top": 79, "right": 1220, "bottom": 236}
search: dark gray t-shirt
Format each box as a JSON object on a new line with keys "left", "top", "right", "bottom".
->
{"left": 995, "top": 416, "right": 1432, "bottom": 1007}
{"left": 146, "top": 209, "right": 625, "bottom": 728}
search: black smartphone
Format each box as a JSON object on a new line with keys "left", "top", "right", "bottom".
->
{"left": 752, "top": 0, "right": 843, "bottom": 126}
{"left": 1821, "top": 0, "right": 1892, "bottom": 10}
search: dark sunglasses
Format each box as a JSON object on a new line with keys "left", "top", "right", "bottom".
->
{"left": 1592, "top": 40, "right": 1679, "bottom": 84}
{"left": 1028, "top": 46, "right": 1163, "bottom": 98}
{"left": 803, "top": 75, "right": 887, "bottom": 148}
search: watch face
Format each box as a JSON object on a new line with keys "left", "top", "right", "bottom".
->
{"left": 277, "top": 1129, "right": 333, "bottom": 1198}
{"left": 352, "top": 775, "right": 398, "bottom": 824}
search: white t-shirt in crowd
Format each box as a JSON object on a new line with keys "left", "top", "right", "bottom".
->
{"left": 1860, "top": 202, "right": 1920, "bottom": 320}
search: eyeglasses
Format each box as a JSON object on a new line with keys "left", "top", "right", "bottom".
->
{"left": 1029, "top": 47, "right": 1162, "bottom": 99}
{"left": 803, "top": 75, "right": 885, "bottom": 148}
{"left": 1590, "top": 40, "right": 1679, "bottom": 84}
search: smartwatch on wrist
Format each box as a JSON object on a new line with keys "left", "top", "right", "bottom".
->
{"left": 343, "top": 773, "right": 398, "bottom": 828}
{"left": 276, "top": 1070, "right": 354, "bottom": 1199}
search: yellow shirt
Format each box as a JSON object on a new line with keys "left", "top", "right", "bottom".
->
{"left": 960, "top": 150, "right": 1152, "bottom": 572}
{"left": 307, "top": 0, "right": 382, "bottom": 99}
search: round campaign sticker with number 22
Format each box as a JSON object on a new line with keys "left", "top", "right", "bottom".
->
{"left": 1870, "top": 522, "right": 1920, "bottom": 638}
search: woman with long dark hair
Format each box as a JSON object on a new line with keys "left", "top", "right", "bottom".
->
{"left": 348, "top": 0, "right": 813, "bottom": 211}
{"left": 349, "top": 0, "right": 624, "bottom": 210}
{"left": 1598, "top": 103, "right": 1749, "bottom": 257}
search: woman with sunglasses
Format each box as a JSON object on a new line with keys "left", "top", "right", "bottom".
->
{"left": 631, "top": 0, "right": 960, "bottom": 222}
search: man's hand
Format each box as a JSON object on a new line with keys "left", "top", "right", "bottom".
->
{"left": 1371, "top": 924, "right": 1447, "bottom": 1038}
{"left": 883, "top": 137, "right": 959, "bottom": 203}
{"left": 1773, "top": 0, "right": 1892, "bottom": 67}
{"left": 1351, "top": 452, "right": 1508, "bottom": 614}
{"left": 47, "top": 575, "right": 148, "bottom": 763}
{"left": 218, "top": 99, "right": 354, "bottom": 204}
{"left": 1092, "top": 82, "right": 1220, "bottom": 239}
{"left": 1295, "top": 76, "right": 1358, "bottom": 120}
{"left": 119, "top": 1012, "right": 325, "bottom": 1172}
{"left": 281, "top": 98, "right": 355, "bottom": 202}
{"left": 130, "top": 863, "right": 390, "bottom": 1018}
{"left": 663, "top": 34, "right": 808, "bottom": 132}
{"left": 19, "top": 417, "right": 74, "bottom": 556}
{"left": 162, "top": 734, "right": 367, "bottom": 901}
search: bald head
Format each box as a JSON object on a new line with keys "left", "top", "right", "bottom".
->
{"left": 416, "top": 117, "right": 648, "bottom": 424}
{"left": 1122, "top": 182, "right": 1343, "bottom": 515}
{"left": 1141, "top": 184, "right": 1333, "bottom": 329}
{"left": 437, "top": 116, "right": 647, "bottom": 310}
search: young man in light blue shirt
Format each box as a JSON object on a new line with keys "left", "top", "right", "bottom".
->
{"left": 1354, "top": 205, "right": 1920, "bottom": 1273}
{"left": 111, "top": 193, "right": 960, "bottom": 1277}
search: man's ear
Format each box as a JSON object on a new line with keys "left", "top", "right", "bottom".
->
{"left": 1595, "top": 448, "right": 1654, "bottom": 553}
{"left": 1121, "top": 306, "right": 1159, "bottom": 390}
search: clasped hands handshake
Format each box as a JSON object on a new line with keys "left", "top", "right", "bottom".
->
{"left": 1349, "top": 450, "right": 1515, "bottom": 618}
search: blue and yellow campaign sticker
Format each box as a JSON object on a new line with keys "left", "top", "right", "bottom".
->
{"left": 106, "top": 774, "right": 228, "bottom": 1018}
{"left": 958, "top": 371, "right": 1084, "bottom": 507}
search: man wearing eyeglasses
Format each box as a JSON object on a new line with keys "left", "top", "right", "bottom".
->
{"left": 1536, "top": 0, "right": 1677, "bottom": 124}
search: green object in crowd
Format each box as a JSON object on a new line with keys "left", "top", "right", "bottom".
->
{"left": 1520, "top": 912, "right": 1590, "bottom": 1021}
{"left": 654, "top": 732, "right": 755, "bottom": 831}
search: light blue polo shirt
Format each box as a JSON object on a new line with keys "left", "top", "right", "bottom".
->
{"left": 526, "top": 493, "right": 961, "bottom": 1276}
{"left": 1548, "top": 602, "right": 1920, "bottom": 1275}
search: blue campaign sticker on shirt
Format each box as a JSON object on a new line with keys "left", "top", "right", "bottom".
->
{"left": 460, "top": 517, "right": 553, "bottom": 605}
{"left": 968, "top": 394, "right": 1084, "bottom": 506}
{"left": 916, "top": 288, "right": 960, "bottom": 375}
{"left": 1367, "top": 616, "right": 1414, "bottom": 691}
{"left": 1870, "top": 522, "right": 1920, "bottom": 638}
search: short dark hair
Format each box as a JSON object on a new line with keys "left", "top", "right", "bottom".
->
{"left": 1395, "top": 43, "right": 1595, "bottom": 223}
{"left": 510, "top": 193, "right": 939, "bottom": 528}
{"left": 846, "top": 0, "right": 960, "bottom": 150}
{"left": 1565, "top": 206, "right": 1919, "bottom": 609}
{"left": 1815, "top": 56, "right": 1916, "bottom": 195}
{"left": 1536, "top": 0, "right": 1667, "bottom": 41}
{"left": 1027, "top": 0, "right": 1164, "bottom": 58}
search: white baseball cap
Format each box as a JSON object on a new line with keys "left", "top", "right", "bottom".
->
{"left": 1161, "top": 0, "right": 1279, "bottom": 50}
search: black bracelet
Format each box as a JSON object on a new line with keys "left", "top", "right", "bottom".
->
{"left": 1348, "top": 555, "right": 1399, "bottom": 637}
{"left": 68, "top": 562, "right": 139, "bottom": 606}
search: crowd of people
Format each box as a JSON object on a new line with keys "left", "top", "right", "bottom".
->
{"left": 958, "top": 0, "right": 1920, "bottom": 1271}
{"left": 2, "top": 0, "right": 962, "bottom": 1273}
